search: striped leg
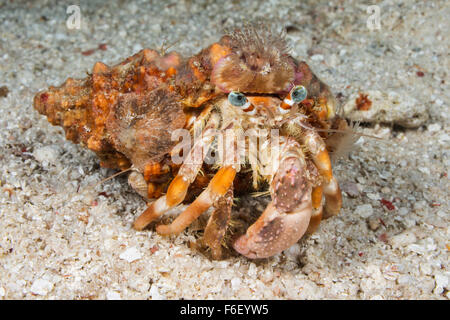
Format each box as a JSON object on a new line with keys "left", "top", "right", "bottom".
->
{"left": 156, "top": 166, "right": 236, "bottom": 235}
{"left": 306, "top": 186, "right": 323, "bottom": 234}
{"left": 302, "top": 129, "right": 342, "bottom": 219}
{"left": 133, "top": 113, "right": 219, "bottom": 230}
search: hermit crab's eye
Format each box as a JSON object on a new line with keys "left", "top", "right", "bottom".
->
{"left": 291, "top": 85, "right": 308, "bottom": 103}
{"left": 279, "top": 85, "right": 308, "bottom": 114}
{"left": 228, "top": 91, "right": 247, "bottom": 107}
{"left": 228, "top": 91, "right": 256, "bottom": 115}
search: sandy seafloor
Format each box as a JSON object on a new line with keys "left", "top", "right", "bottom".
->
{"left": 0, "top": 0, "right": 448, "bottom": 299}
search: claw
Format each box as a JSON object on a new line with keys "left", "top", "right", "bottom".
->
{"left": 233, "top": 198, "right": 312, "bottom": 259}
{"left": 233, "top": 156, "right": 313, "bottom": 259}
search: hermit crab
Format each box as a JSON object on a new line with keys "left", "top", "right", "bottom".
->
{"left": 34, "top": 25, "right": 350, "bottom": 259}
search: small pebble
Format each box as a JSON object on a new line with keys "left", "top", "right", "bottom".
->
{"left": 397, "top": 275, "right": 413, "bottom": 285}
{"left": 381, "top": 187, "right": 391, "bottom": 194}
{"left": 367, "top": 193, "right": 380, "bottom": 200}
{"left": 149, "top": 285, "right": 165, "bottom": 300}
{"left": 389, "top": 231, "right": 417, "bottom": 248}
{"left": 427, "top": 123, "right": 441, "bottom": 132}
{"left": 119, "top": 246, "right": 142, "bottom": 263}
{"left": 438, "top": 133, "right": 450, "bottom": 144}
{"left": 284, "top": 244, "right": 301, "bottom": 261}
{"left": 310, "top": 54, "right": 324, "bottom": 61}
{"left": 368, "top": 217, "right": 380, "bottom": 231}
{"left": 407, "top": 244, "right": 426, "bottom": 255}
{"left": 0, "top": 85, "right": 9, "bottom": 98}
{"left": 340, "top": 181, "right": 359, "bottom": 197}
{"left": 33, "top": 145, "right": 60, "bottom": 165}
{"left": 231, "top": 278, "right": 241, "bottom": 291}
{"left": 133, "top": 43, "right": 143, "bottom": 53}
{"left": 434, "top": 286, "right": 444, "bottom": 295}
{"left": 420, "top": 263, "right": 432, "bottom": 275}
{"left": 418, "top": 167, "right": 430, "bottom": 175}
{"left": 434, "top": 274, "right": 448, "bottom": 289}
{"left": 414, "top": 201, "right": 427, "bottom": 213}
{"left": 437, "top": 210, "right": 446, "bottom": 218}
{"left": 106, "top": 291, "right": 122, "bottom": 300}
{"left": 355, "top": 204, "right": 373, "bottom": 218}
{"left": 150, "top": 24, "right": 161, "bottom": 33}
{"left": 248, "top": 263, "right": 258, "bottom": 277}
{"left": 398, "top": 207, "right": 409, "bottom": 216}
{"left": 30, "top": 279, "right": 53, "bottom": 296}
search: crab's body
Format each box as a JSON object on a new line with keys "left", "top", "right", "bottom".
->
{"left": 34, "top": 26, "right": 346, "bottom": 259}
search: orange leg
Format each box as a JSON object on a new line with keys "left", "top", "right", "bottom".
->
{"left": 143, "top": 163, "right": 170, "bottom": 182}
{"left": 303, "top": 130, "right": 342, "bottom": 219}
{"left": 306, "top": 186, "right": 323, "bottom": 234}
{"left": 156, "top": 166, "right": 236, "bottom": 235}
{"left": 133, "top": 113, "right": 220, "bottom": 230}
{"left": 322, "top": 176, "right": 342, "bottom": 219}
{"left": 146, "top": 182, "right": 165, "bottom": 199}
{"left": 133, "top": 165, "right": 194, "bottom": 231}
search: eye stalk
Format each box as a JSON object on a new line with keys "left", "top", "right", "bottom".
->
{"left": 279, "top": 85, "right": 308, "bottom": 114}
{"left": 228, "top": 91, "right": 256, "bottom": 115}
{"left": 291, "top": 85, "right": 308, "bottom": 103}
{"left": 228, "top": 91, "right": 247, "bottom": 107}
